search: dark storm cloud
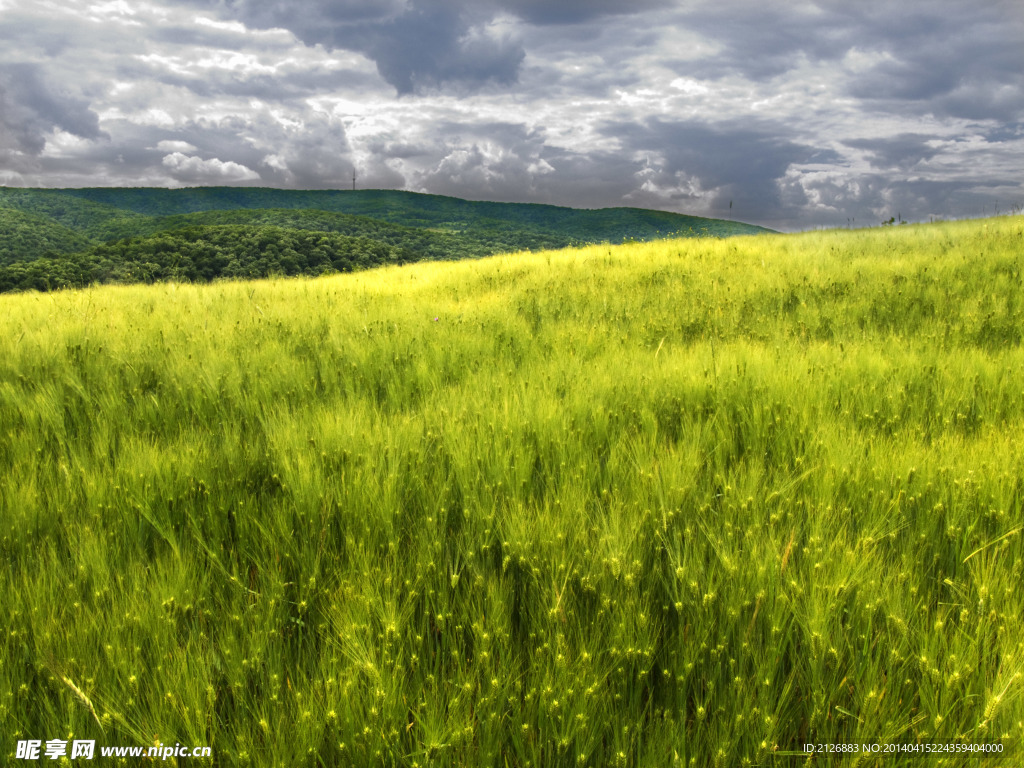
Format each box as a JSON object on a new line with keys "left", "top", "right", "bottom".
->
{"left": 0, "top": 9, "right": 74, "bottom": 59}
{"left": 843, "top": 134, "right": 942, "bottom": 171}
{"left": 842, "top": 14, "right": 1024, "bottom": 123}
{"left": 357, "top": 5, "right": 525, "bottom": 94}
{"left": 674, "top": 1, "right": 1024, "bottom": 122}
{"left": 2, "top": 0, "right": 1022, "bottom": 226}
{"left": 982, "top": 123, "right": 1024, "bottom": 143}
{"left": 603, "top": 117, "right": 842, "bottom": 219}
{"left": 668, "top": 4, "right": 857, "bottom": 82}
{"left": 175, "top": 0, "right": 523, "bottom": 94}
{"left": 0, "top": 63, "right": 103, "bottom": 157}
{"left": 491, "top": 0, "right": 671, "bottom": 26}
{"left": 171, "top": 0, "right": 670, "bottom": 94}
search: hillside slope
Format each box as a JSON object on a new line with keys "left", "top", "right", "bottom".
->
{"left": 0, "top": 187, "right": 773, "bottom": 292}
{"left": 0, "top": 208, "right": 93, "bottom": 265}
{"left": 2, "top": 217, "right": 1022, "bottom": 765}
{"left": 58, "top": 186, "right": 772, "bottom": 240}
{"left": 0, "top": 186, "right": 149, "bottom": 239}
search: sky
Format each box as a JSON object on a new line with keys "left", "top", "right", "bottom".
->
{"left": 1, "top": 0, "right": 1022, "bottom": 230}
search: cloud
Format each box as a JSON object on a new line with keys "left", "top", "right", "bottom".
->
{"left": 172, "top": 0, "right": 674, "bottom": 95}
{"left": 601, "top": 117, "right": 842, "bottom": 220}
{"left": 792, "top": 170, "right": 1021, "bottom": 225}
{"left": 671, "top": 1, "right": 1024, "bottom": 122}
{"left": 843, "top": 17, "right": 1024, "bottom": 123}
{"left": 122, "top": 45, "right": 383, "bottom": 101}
{"left": 2, "top": 0, "right": 1021, "bottom": 228}
{"left": 161, "top": 151, "right": 260, "bottom": 182}
{"left": 365, "top": 7, "right": 525, "bottom": 94}
{"left": 259, "top": 115, "right": 354, "bottom": 188}
{"left": 160, "top": 110, "right": 355, "bottom": 188}
{"left": 23, "top": 102, "right": 359, "bottom": 189}
{"left": 174, "top": 0, "right": 525, "bottom": 94}
{"left": 490, "top": 0, "right": 671, "bottom": 26}
{"left": 156, "top": 139, "right": 199, "bottom": 153}
{"left": 843, "top": 133, "right": 942, "bottom": 171}
{"left": 0, "top": 63, "right": 104, "bottom": 159}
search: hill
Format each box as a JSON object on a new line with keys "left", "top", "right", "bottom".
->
{"left": 0, "top": 186, "right": 772, "bottom": 291}
{"left": 0, "top": 186, "right": 150, "bottom": 240}
{"left": 2, "top": 217, "right": 1022, "bottom": 765}
{"left": 56, "top": 186, "right": 770, "bottom": 240}
{"left": 0, "top": 207, "right": 93, "bottom": 266}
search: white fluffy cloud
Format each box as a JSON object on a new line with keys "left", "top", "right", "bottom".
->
{"left": 161, "top": 151, "right": 260, "bottom": 182}
{"left": 156, "top": 139, "right": 198, "bottom": 153}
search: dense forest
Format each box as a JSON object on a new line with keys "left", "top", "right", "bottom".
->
{"left": 0, "top": 226, "right": 414, "bottom": 293}
{"left": 0, "top": 187, "right": 773, "bottom": 292}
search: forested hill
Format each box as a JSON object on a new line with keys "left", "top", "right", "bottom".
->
{"left": 0, "top": 186, "right": 773, "bottom": 292}
{"left": 54, "top": 187, "right": 773, "bottom": 239}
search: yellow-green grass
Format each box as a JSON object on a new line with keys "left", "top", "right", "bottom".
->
{"left": 2, "top": 218, "right": 1023, "bottom": 767}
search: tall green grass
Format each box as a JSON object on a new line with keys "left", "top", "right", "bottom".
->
{"left": 2, "top": 218, "right": 1023, "bottom": 766}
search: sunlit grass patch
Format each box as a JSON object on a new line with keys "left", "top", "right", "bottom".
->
{"left": 2, "top": 217, "right": 1023, "bottom": 766}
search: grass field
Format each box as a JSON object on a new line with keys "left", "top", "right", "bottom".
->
{"left": 2, "top": 217, "right": 1023, "bottom": 766}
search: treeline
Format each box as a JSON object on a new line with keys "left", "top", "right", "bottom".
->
{"left": 0, "top": 186, "right": 775, "bottom": 293}
{"left": 0, "top": 207, "right": 582, "bottom": 292}
{"left": 88, "top": 208, "right": 575, "bottom": 260}
{"left": 58, "top": 186, "right": 772, "bottom": 239}
{"left": 0, "top": 226, "right": 412, "bottom": 293}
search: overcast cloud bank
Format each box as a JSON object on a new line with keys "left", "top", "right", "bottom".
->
{"left": 1, "top": 0, "right": 1021, "bottom": 229}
